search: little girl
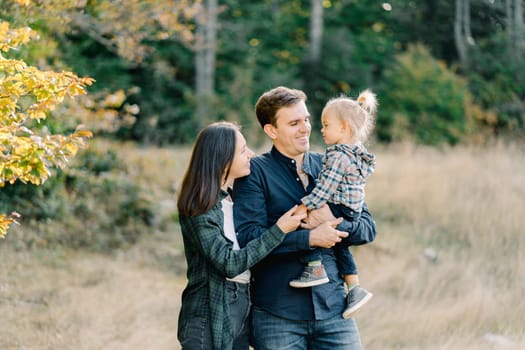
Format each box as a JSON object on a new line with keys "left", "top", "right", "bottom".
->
{"left": 290, "top": 89, "right": 377, "bottom": 319}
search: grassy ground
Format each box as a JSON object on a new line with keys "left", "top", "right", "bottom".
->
{"left": 1, "top": 140, "right": 524, "bottom": 349}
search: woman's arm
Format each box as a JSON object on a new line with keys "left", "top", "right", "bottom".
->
{"left": 182, "top": 205, "right": 304, "bottom": 278}
{"left": 233, "top": 167, "right": 311, "bottom": 255}
{"left": 182, "top": 212, "right": 285, "bottom": 278}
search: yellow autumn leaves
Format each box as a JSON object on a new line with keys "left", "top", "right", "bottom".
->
{"left": 0, "top": 21, "right": 94, "bottom": 237}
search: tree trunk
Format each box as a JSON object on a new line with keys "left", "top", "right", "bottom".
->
{"left": 271, "top": 0, "right": 280, "bottom": 19}
{"left": 308, "top": 0, "right": 323, "bottom": 64}
{"left": 464, "top": 0, "right": 473, "bottom": 45}
{"left": 515, "top": 0, "right": 524, "bottom": 52}
{"left": 303, "top": 0, "right": 325, "bottom": 126}
{"left": 505, "top": 0, "right": 524, "bottom": 54}
{"left": 195, "top": 0, "right": 218, "bottom": 129}
{"left": 454, "top": 0, "right": 468, "bottom": 66}
{"left": 506, "top": 0, "right": 514, "bottom": 47}
{"left": 454, "top": 0, "right": 473, "bottom": 66}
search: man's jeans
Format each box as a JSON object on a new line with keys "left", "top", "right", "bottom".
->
{"left": 251, "top": 306, "right": 362, "bottom": 350}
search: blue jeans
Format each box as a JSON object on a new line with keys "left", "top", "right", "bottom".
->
{"left": 178, "top": 315, "right": 212, "bottom": 349}
{"left": 251, "top": 307, "right": 362, "bottom": 350}
{"left": 227, "top": 281, "right": 251, "bottom": 350}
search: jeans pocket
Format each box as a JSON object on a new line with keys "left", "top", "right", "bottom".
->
{"left": 179, "top": 316, "right": 212, "bottom": 349}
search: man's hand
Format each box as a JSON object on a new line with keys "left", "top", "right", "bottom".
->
{"left": 301, "top": 204, "right": 336, "bottom": 229}
{"left": 309, "top": 218, "right": 348, "bottom": 248}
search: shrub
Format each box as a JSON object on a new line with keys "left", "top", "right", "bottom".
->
{"left": 0, "top": 144, "right": 154, "bottom": 251}
{"left": 378, "top": 44, "right": 475, "bottom": 145}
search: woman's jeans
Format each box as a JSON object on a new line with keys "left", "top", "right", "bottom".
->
{"left": 178, "top": 280, "right": 250, "bottom": 349}
{"left": 227, "top": 280, "right": 251, "bottom": 350}
{"left": 251, "top": 306, "right": 362, "bottom": 350}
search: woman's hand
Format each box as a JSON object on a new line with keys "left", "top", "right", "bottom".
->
{"left": 276, "top": 205, "right": 308, "bottom": 233}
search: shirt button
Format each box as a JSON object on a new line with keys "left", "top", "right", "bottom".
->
{"left": 291, "top": 160, "right": 295, "bottom": 164}
{"left": 296, "top": 178, "right": 300, "bottom": 181}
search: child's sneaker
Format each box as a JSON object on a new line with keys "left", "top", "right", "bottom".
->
{"left": 342, "top": 286, "right": 373, "bottom": 319}
{"left": 289, "top": 264, "right": 329, "bottom": 288}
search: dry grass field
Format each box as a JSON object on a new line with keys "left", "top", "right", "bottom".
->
{"left": 1, "top": 140, "right": 524, "bottom": 349}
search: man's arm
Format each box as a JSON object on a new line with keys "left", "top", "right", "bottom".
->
{"left": 308, "top": 217, "right": 348, "bottom": 248}
{"left": 337, "top": 204, "right": 376, "bottom": 245}
{"left": 182, "top": 214, "right": 286, "bottom": 278}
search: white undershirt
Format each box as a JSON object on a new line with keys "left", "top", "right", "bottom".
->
{"left": 221, "top": 197, "right": 251, "bottom": 284}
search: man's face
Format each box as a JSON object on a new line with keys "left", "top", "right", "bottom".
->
{"left": 265, "top": 101, "right": 311, "bottom": 158}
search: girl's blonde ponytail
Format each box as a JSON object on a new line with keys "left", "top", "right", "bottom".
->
{"left": 356, "top": 89, "right": 378, "bottom": 141}
{"left": 357, "top": 89, "right": 378, "bottom": 116}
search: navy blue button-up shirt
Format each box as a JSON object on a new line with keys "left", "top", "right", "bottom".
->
{"left": 232, "top": 146, "right": 376, "bottom": 321}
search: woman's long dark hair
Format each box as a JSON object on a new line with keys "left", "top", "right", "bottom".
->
{"left": 177, "top": 122, "right": 239, "bottom": 216}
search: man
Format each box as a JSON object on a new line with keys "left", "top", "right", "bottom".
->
{"left": 232, "top": 86, "right": 377, "bottom": 349}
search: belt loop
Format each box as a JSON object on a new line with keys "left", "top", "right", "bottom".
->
{"left": 228, "top": 280, "right": 239, "bottom": 299}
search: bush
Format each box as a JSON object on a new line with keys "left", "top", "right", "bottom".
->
{"left": 467, "top": 32, "right": 525, "bottom": 139}
{"left": 377, "top": 44, "right": 475, "bottom": 145}
{"left": 0, "top": 145, "right": 154, "bottom": 251}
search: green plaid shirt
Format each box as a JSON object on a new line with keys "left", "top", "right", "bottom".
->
{"left": 178, "top": 191, "right": 285, "bottom": 350}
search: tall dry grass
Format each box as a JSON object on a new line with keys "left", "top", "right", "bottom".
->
{"left": 357, "top": 141, "right": 525, "bottom": 349}
{"left": 1, "top": 140, "right": 524, "bottom": 349}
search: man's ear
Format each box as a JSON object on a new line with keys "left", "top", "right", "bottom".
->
{"left": 263, "top": 124, "right": 277, "bottom": 139}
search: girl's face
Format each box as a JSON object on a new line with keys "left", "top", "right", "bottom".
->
{"left": 225, "top": 130, "right": 255, "bottom": 184}
{"left": 321, "top": 110, "right": 347, "bottom": 145}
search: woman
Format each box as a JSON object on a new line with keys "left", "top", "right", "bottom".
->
{"left": 177, "top": 121, "right": 305, "bottom": 350}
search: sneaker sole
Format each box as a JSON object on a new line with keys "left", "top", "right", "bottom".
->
{"left": 342, "top": 292, "right": 373, "bottom": 319}
{"left": 289, "top": 277, "right": 330, "bottom": 288}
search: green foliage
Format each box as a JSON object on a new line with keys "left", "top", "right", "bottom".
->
{"left": 467, "top": 32, "right": 525, "bottom": 138}
{"left": 0, "top": 145, "right": 154, "bottom": 251}
{"left": 378, "top": 44, "right": 472, "bottom": 145}
{"left": 3, "top": 0, "right": 523, "bottom": 146}
{"left": 60, "top": 36, "right": 135, "bottom": 92}
{"left": 302, "top": 0, "right": 399, "bottom": 125}
{"left": 126, "top": 40, "right": 197, "bottom": 144}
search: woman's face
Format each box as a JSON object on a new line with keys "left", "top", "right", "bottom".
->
{"left": 226, "top": 130, "right": 255, "bottom": 183}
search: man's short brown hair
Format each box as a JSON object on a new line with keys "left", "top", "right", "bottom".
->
{"left": 255, "top": 86, "right": 307, "bottom": 128}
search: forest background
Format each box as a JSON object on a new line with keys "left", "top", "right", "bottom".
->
{"left": 1, "top": 0, "right": 524, "bottom": 349}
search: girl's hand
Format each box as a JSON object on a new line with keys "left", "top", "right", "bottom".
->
{"left": 276, "top": 205, "right": 307, "bottom": 233}
{"left": 300, "top": 204, "right": 336, "bottom": 229}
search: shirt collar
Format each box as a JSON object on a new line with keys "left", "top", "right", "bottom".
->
{"left": 270, "top": 146, "right": 295, "bottom": 163}
{"left": 270, "top": 146, "right": 315, "bottom": 176}
{"left": 219, "top": 189, "right": 230, "bottom": 200}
